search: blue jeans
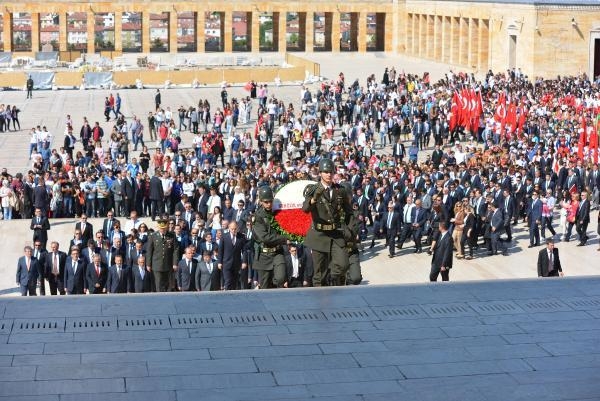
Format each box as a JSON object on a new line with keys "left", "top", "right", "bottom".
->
{"left": 3, "top": 206, "right": 12, "bottom": 220}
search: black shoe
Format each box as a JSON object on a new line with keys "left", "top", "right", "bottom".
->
{"left": 577, "top": 242, "right": 585, "bottom": 246}
{"left": 416, "top": 249, "right": 422, "bottom": 254}
{"left": 502, "top": 251, "right": 508, "bottom": 256}
{"left": 388, "top": 254, "right": 394, "bottom": 258}
{"left": 528, "top": 245, "right": 534, "bottom": 248}
{"left": 369, "top": 242, "right": 374, "bottom": 249}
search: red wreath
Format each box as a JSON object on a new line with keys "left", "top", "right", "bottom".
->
{"left": 272, "top": 209, "right": 312, "bottom": 242}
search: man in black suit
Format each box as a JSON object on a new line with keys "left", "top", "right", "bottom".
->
{"left": 411, "top": 199, "right": 427, "bottom": 253}
{"left": 218, "top": 221, "right": 246, "bottom": 290}
{"left": 44, "top": 241, "right": 67, "bottom": 295}
{"left": 576, "top": 190, "right": 590, "bottom": 246}
{"left": 380, "top": 201, "right": 400, "bottom": 257}
{"left": 106, "top": 254, "right": 130, "bottom": 294}
{"left": 489, "top": 203, "right": 507, "bottom": 256}
{"left": 131, "top": 254, "right": 152, "bottom": 293}
{"left": 196, "top": 250, "right": 221, "bottom": 291}
{"left": 149, "top": 169, "right": 164, "bottom": 221}
{"left": 200, "top": 232, "right": 218, "bottom": 258}
{"left": 127, "top": 240, "right": 146, "bottom": 269}
{"left": 32, "top": 182, "right": 48, "bottom": 215}
{"left": 64, "top": 247, "right": 85, "bottom": 295}
{"left": 177, "top": 246, "right": 197, "bottom": 291}
{"left": 284, "top": 243, "right": 306, "bottom": 288}
{"left": 121, "top": 171, "right": 135, "bottom": 216}
{"left": 16, "top": 246, "right": 40, "bottom": 296}
{"left": 196, "top": 185, "right": 209, "bottom": 220}
{"left": 537, "top": 237, "right": 563, "bottom": 277}
{"left": 102, "top": 211, "right": 119, "bottom": 239}
{"left": 430, "top": 222, "right": 453, "bottom": 282}
{"left": 75, "top": 214, "right": 94, "bottom": 246}
{"left": 30, "top": 208, "right": 50, "bottom": 249}
{"left": 85, "top": 253, "right": 107, "bottom": 294}
{"left": 502, "top": 188, "right": 515, "bottom": 242}
{"left": 31, "top": 240, "right": 47, "bottom": 295}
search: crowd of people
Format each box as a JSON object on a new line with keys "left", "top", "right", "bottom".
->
{"left": 10, "top": 65, "right": 600, "bottom": 295}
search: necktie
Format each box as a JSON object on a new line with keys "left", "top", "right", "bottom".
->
{"left": 53, "top": 253, "right": 58, "bottom": 275}
{"left": 26, "top": 258, "right": 30, "bottom": 271}
{"left": 387, "top": 213, "right": 393, "bottom": 229}
{"left": 404, "top": 207, "right": 410, "bottom": 223}
{"left": 73, "top": 262, "right": 77, "bottom": 274}
{"left": 140, "top": 267, "right": 144, "bottom": 279}
{"left": 548, "top": 251, "right": 554, "bottom": 273}
{"left": 231, "top": 235, "right": 236, "bottom": 246}
{"left": 96, "top": 265, "right": 100, "bottom": 276}
{"left": 117, "top": 266, "right": 122, "bottom": 280}
{"left": 207, "top": 243, "right": 211, "bottom": 251}
{"left": 207, "top": 262, "right": 212, "bottom": 274}
{"left": 37, "top": 217, "right": 40, "bottom": 224}
{"left": 188, "top": 260, "right": 192, "bottom": 274}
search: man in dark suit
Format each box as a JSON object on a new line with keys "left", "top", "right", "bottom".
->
{"left": 196, "top": 250, "right": 221, "bottom": 291}
{"left": 131, "top": 254, "right": 152, "bottom": 293}
{"left": 489, "top": 203, "right": 507, "bottom": 256}
{"left": 121, "top": 171, "right": 135, "bottom": 216}
{"left": 106, "top": 254, "right": 130, "bottom": 294}
{"left": 81, "top": 239, "right": 98, "bottom": 266}
{"left": 30, "top": 208, "right": 50, "bottom": 249}
{"left": 196, "top": 185, "right": 209, "bottom": 220}
{"left": 199, "top": 232, "right": 217, "bottom": 256}
{"left": 380, "top": 201, "right": 400, "bottom": 257}
{"left": 149, "top": 169, "right": 164, "bottom": 221}
{"left": 127, "top": 240, "right": 146, "bottom": 269}
{"left": 16, "top": 246, "right": 40, "bottom": 296}
{"left": 218, "top": 221, "right": 246, "bottom": 290}
{"left": 502, "top": 189, "right": 515, "bottom": 242}
{"left": 32, "top": 182, "right": 48, "bottom": 215}
{"left": 284, "top": 243, "right": 307, "bottom": 288}
{"left": 64, "top": 247, "right": 85, "bottom": 295}
{"left": 411, "top": 199, "right": 427, "bottom": 253}
{"left": 31, "top": 240, "right": 47, "bottom": 295}
{"left": 75, "top": 214, "right": 94, "bottom": 246}
{"left": 102, "top": 211, "right": 119, "bottom": 239}
{"left": 527, "top": 191, "right": 542, "bottom": 248}
{"left": 430, "top": 222, "right": 452, "bottom": 282}
{"left": 576, "top": 190, "right": 590, "bottom": 246}
{"left": 177, "top": 246, "right": 197, "bottom": 291}
{"left": 44, "top": 241, "right": 67, "bottom": 295}
{"left": 85, "top": 253, "right": 107, "bottom": 294}
{"left": 537, "top": 237, "right": 563, "bottom": 277}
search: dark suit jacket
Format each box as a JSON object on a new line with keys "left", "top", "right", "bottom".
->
{"left": 32, "top": 185, "right": 48, "bottom": 210}
{"left": 537, "top": 247, "right": 562, "bottom": 277}
{"left": 431, "top": 231, "right": 453, "bottom": 272}
{"left": 284, "top": 254, "right": 306, "bottom": 283}
{"left": 64, "top": 257, "right": 86, "bottom": 294}
{"left": 217, "top": 233, "right": 246, "bottom": 272}
{"left": 502, "top": 196, "right": 516, "bottom": 224}
{"left": 121, "top": 178, "right": 135, "bottom": 202}
{"left": 75, "top": 222, "right": 94, "bottom": 245}
{"left": 381, "top": 211, "right": 400, "bottom": 237}
{"left": 30, "top": 216, "right": 50, "bottom": 244}
{"left": 149, "top": 176, "right": 164, "bottom": 200}
{"left": 102, "top": 218, "right": 120, "bottom": 237}
{"left": 131, "top": 265, "right": 152, "bottom": 293}
{"left": 85, "top": 263, "right": 108, "bottom": 293}
{"left": 177, "top": 258, "right": 197, "bottom": 291}
{"left": 576, "top": 199, "right": 590, "bottom": 224}
{"left": 106, "top": 265, "right": 130, "bottom": 293}
{"left": 43, "top": 251, "right": 67, "bottom": 280}
{"left": 195, "top": 260, "right": 221, "bottom": 291}
{"left": 16, "top": 257, "right": 40, "bottom": 286}
{"left": 527, "top": 199, "right": 543, "bottom": 225}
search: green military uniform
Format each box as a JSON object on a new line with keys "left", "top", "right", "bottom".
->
{"left": 302, "top": 159, "right": 354, "bottom": 286}
{"left": 252, "top": 187, "right": 288, "bottom": 289}
{"left": 346, "top": 208, "right": 363, "bottom": 285}
{"left": 146, "top": 221, "right": 180, "bottom": 292}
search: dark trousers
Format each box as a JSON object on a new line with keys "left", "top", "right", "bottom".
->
{"left": 38, "top": 277, "right": 46, "bottom": 296}
{"left": 541, "top": 216, "right": 556, "bottom": 238}
{"left": 20, "top": 282, "right": 37, "bottom": 296}
{"left": 258, "top": 269, "right": 285, "bottom": 289}
{"left": 397, "top": 224, "right": 413, "bottom": 247}
{"left": 311, "top": 244, "right": 348, "bottom": 287}
{"left": 412, "top": 228, "right": 424, "bottom": 251}
{"left": 223, "top": 267, "right": 240, "bottom": 290}
{"left": 151, "top": 199, "right": 163, "bottom": 220}
{"left": 386, "top": 229, "right": 396, "bottom": 256}
{"left": 288, "top": 277, "right": 304, "bottom": 288}
{"left": 48, "top": 274, "right": 65, "bottom": 295}
{"left": 153, "top": 270, "right": 170, "bottom": 292}
{"left": 429, "top": 267, "right": 450, "bottom": 282}
{"left": 529, "top": 221, "right": 540, "bottom": 245}
{"left": 576, "top": 221, "right": 589, "bottom": 243}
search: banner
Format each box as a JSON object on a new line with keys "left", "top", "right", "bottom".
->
{"left": 35, "top": 52, "right": 59, "bottom": 61}
{"left": 0, "top": 53, "right": 12, "bottom": 64}
{"left": 83, "top": 72, "right": 113, "bottom": 89}
{"left": 24, "top": 71, "right": 55, "bottom": 90}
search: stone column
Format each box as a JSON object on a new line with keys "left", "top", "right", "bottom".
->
{"left": 2, "top": 13, "right": 10, "bottom": 52}
{"left": 357, "top": 12, "right": 367, "bottom": 52}
{"left": 223, "top": 11, "right": 232, "bottom": 52}
{"left": 114, "top": 12, "right": 122, "bottom": 52}
{"left": 87, "top": 10, "right": 95, "bottom": 54}
{"left": 251, "top": 11, "right": 260, "bottom": 52}
{"left": 331, "top": 11, "right": 340, "bottom": 52}
{"left": 142, "top": 11, "right": 150, "bottom": 53}
{"left": 197, "top": 11, "right": 205, "bottom": 53}
{"left": 305, "top": 12, "right": 313, "bottom": 51}
{"left": 277, "top": 12, "right": 286, "bottom": 52}
{"left": 59, "top": 12, "right": 68, "bottom": 52}
{"left": 31, "top": 12, "right": 40, "bottom": 52}
{"left": 169, "top": 12, "right": 178, "bottom": 53}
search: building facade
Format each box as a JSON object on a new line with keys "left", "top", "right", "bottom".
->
{"left": 0, "top": 0, "right": 598, "bottom": 78}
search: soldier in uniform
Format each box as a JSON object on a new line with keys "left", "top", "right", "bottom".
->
{"left": 342, "top": 183, "right": 363, "bottom": 285}
{"left": 252, "top": 186, "right": 288, "bottom": 289}
{"left": 302, "top": 158, "right": 354, "bottom": 286}
{"left": 146, "top": 216, "right": 180, "bottom": 292}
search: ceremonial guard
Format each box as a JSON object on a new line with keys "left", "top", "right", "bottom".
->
{"left": 252, "top": 186, "right": 288, "bottom": 289}
{"left": 302, "top": 158, "right": 354, "bottom": 286}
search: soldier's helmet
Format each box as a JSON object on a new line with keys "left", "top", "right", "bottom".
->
{"left": 318, "top": 158, "right": 335, "bottom": 173}
{"left": 258, "top": 186, "right": 274, "bottom": 201}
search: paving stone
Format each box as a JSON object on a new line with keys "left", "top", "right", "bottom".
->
{"left": 502, "top": 330, "right": 600, "bottom": 344}
{"left": 400, "top": 373, "right": 518, "bottom": 390}
{"left": 516, "top": 319, "right": 600, "bottom": 333}
{"left": 0, "top": 356, "right": 12, "bottom": 366}
{"left": 0, "top": 366, "right": 36, "bottom": 381}
{"left": 35, "top": 362, "right": 148, "bottom": 380}
{"left": 274, "top": 366, "right": 405, "bottom": 385}
{"left": 171, "top": 335, "right": 270, "bottom": 349}
{"left": 268, "top": 331, "right": 359, "bottom": 346}
{"left": 209, "top": 344, "right": 322, "bottom": 359}
{"left": 525, "top": 354, "right": 600, "bottom": 371}
{"left": 306, "top": 380, "right": 405, "bottom": 397}
{"left": 440, "top": 323, "right": 524, "bottom": 337}
{"left": 398, "top": 359, "right": 533, "bottom": 379}
{"left": 12, "top": 353, "right": 81, "bottom": 366}
{"left": 82, "top": 349, "right": 209, "bottom": 364}
{"left": 528, "top": 311, "right": 594, "bottom": 321}
{"left": 126, "top": 372, "right": 275, "bottom": 391}
{"left": 8, "top": 333, "right": 74, "bottom": 344}
{"left": 353, "top": 348, "right": 470, "bottom": 366}
{"left": 73, "top": 328, "right": 189, "bottom": 342}
{"left": 509, "top": 367, "right": 600, "bottom": 384}
{"left": 0, "top": 343, "right": 43, "bottom": 355}
{"left": 0, "top": 378, "right": 125, "bottom": 396}
{"left": 0, "top": 397, "right": 59, "bottom": 401}
{"left": 537, "top": 340, "right": 600, "bottom": 356}
{"left": 318, "top": 341, "right": 389, "bottom": 354}
{"left": 383, "top": 335, "right": 508, "bottom": 351}
{"left": 43, "top": 339, "right": 170, "bottom": 354}
{"left": 255, "top": 354, "right": 358, "bottom": 372}
{"left": 176, "top": 385, "right": 309, "bottom": 401}
{"left": 373, "top": 316, "right": 481, "bottom": 330}
{"left": 147, "top": 358, "right": 257, "bottom": 376}
{"left": 465, "top": 344, "right": 551, "bottom": 359}
{"left": 355, "top": 327, "right": 448, "bottom": 341}
{"left": 285, "top": 321, "right": 376, "bottom": 334}
{"left": 59, "top": 392, "right": 176, "bottom": 401}
{"left": 188, "top": 325, "right": 290, "bottom": 337}
{"left": 484, "top": 380, "right": 600, "bottom": 401}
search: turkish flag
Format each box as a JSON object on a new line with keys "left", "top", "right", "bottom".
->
{"left": 449, "top": 92, "right": 460, "bottom": 131}
{"left": 589, "top": 126, "right": 598, "bottom": 164}
{"left": 494, "top": 93, "right": 506, "bottom": 123}
{"left": 578, "top": 124, "right": 585, "bottom": 161}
